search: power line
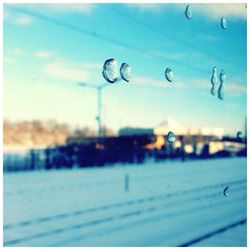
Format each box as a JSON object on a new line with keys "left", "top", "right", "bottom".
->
{"left": 6, "top": 5, "right": 210, "bottom": 75}
{"left": 104, "top": 4, "right": 225, "bottom": 64}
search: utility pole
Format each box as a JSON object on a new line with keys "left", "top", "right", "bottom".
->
{"left": 97, "top": 86, "right": 102, "bottom": 137}
{"left": 77, "top": 82, "right": 109, "bottom": 138}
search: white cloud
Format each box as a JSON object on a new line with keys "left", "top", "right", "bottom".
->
{"left": 43, "top": 59, "right": 101, "bottom": 82}
{"left": 4, "top": 11, "right": 32, "bottom": 25}
{"left": 34, "top": 51, "right": 53, "bottom": 59}
{"left": 126, "top": 3, "right": 246, "bottom": 20}
{"left": 127, "top": 3, "right": 164, "bottom": 12}
{"left": 15, "top": 14, "right": 32, "bottom": 25}
{"left": 189, "top": 78, "right": 246, "bottom": 95}
{"left": 44, "top": 60, "right": 89, "bottom": 82}
{"left": 194, "top": 3, "right": 246, "bottom": 20}
{"left": 33, "top": 4, "right": 94, "bottom": 14}
{"left": 3, "top": 57, "right": 16, "bottom": 65}
{"left": 3, "top": 10, "right": 11, "bottom": 20}
{"left": 133, "top": 75, "right": 246, "bottom": 96}
{"left": 133, "top": 76, "right": 184, "bottom": 88}
{"left": 13, "top": 48, "right": 26, "bottom": 56}
{"left": 226, "top": 82, "right": 246, "bottom": 94}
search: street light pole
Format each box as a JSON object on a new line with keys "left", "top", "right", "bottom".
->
{"left": 77, "top": 82, "right": 108, "bottom": 138}
{"left": 97, "top": 86, "right": 102, "bottom": 138}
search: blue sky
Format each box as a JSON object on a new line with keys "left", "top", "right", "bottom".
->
{"left": 3, "top": 3, "right": 247, "bottom": 135}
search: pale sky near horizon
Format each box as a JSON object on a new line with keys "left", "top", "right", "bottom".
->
{"left": 3, "top": 3, "right": 247, "bottom": 135}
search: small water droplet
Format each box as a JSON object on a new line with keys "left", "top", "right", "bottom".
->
{"left": 165, "top": 68, "right": 174, "bottom": 82}
{"left": 166, "top": 131, "right": 176, "bottom": 143}
{"left": 218, "top": 69, "right": 226, "bottom": 100}
{"left": 102, "top": 58, "right": 119, "bottom": 83}
{"left": 210, "top": 66, "right": 218, "bottom": 96}
{"left": 185, "top": 5, "right": 192, "bottom": 20}
{"left": 221, "top": 17, "right": 227, "bottom": 30}
{"left": 223, "top": 186, "right": 229, "bottom": 196}
{"left": 120, "top": 63, "right": 132, "bottom": 82}
{"left": 236, "top": 131, "right": 243, "bottom": 140}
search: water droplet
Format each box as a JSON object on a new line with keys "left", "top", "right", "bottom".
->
{"left": 185, "top": 5, "right": 192, "bottom": 20}
{"left": 223, "top": 186, "right": 229, "bottom": 196}
{"left": 166, "top": 131, "right": 176, "bottom": 143}
{"left": 236, "top": 131, "right": 243, "bottom": 139}
{"left": 210, "top": 86, "right": 216, "bottom": 96}
{"left": 218, "top": 70, "right": 226, "bottom": 100}
{"left": 221, "top": 17, "right": 227, "bottom": 30}
{"left": 220, "top": 69, "right": 226, "bottom": 82}
{"left": 120, "top": 63, "right": 132, "bottom": 82}
{"left": 165, "top": 68, "right": 174, "bottom": 82}
{"left": 102, "top": 58, "right": 119, "bottom": 83}
{"left": 210, "top": 66, "right": 218, "bottom": 96}
{"left": 218, "top": 83, "right": 225, "bottom": 100}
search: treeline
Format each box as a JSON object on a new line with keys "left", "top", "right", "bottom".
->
{"left": 3, "top": 119, "right": 114, "bottom": 147}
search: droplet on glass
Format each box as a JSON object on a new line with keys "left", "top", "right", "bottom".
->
{"left": 185, "top": 5, "right": 192, "bottom": 20}
{"left": 120, "top": 63, "right": 132, "bottom": 82}
{"left": 218, "top": 82, "right": 225, "bottom": 100}
{"left": 218, "top": 69, "right": 226, "bottom": 100}
{"left": 236, "top": 131, "right": 243, "bottom": 140}
{"left": 166, "top": 131, "right": 176, "bottom": 143}
{"left": 210, "top": 86, "right": 216, "bottom": 96}
{"left": 210, "top": 66, "right": 218, "bottom": 96}
{"left": 102, "top": 58, "right": 119, "bottom": 83}
{"left": 165, "top": 68, "right": 174, "bottom": 82}
{"left": 223, "top": 186, "right": 229, "bottom": 196}
{"left": 221, "top": 17, "right": 227, "bottom": 30}
{"left": 220, "top": 69, "right": 226, "bottom": 82}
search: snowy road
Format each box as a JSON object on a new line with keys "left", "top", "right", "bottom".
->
{"left": 3, "top": 157, "right": 247, "bottom": 246}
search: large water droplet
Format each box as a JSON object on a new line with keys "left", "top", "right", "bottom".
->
{"left": 223, "top": 186, "right": 229, "bottom": 196}
{"left": 120, "top": 63, "right": 132, "bottom": 82}
{"left": 218, "top": 69, "right": 226, "bottom": 100}
{"left": 221, "top": 17, "right": 227, "bottom": 30}
{"left": 210, "top": 66, "right": 218, "bottom": 96}
{"left": 166, "top": 131, "right": 176, "bottom": 143}
{"left": 165, "top": 68, "right": 174, "bottom": 82}
{"left": 236, "top": 131, "right": 243, "bottom": 140}
{"left": 185, "top": 5, "right": 192, "bottom": 20}
{"left": 102, "top": 58, "right": 119, "bottom": 83}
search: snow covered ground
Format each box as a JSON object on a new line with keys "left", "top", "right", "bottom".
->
{"left": 3, "top": 157, "right": 247, "bottom": 247}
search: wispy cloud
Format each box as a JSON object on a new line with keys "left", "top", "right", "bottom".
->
{"left": 28, "top": 3, "right": 94, "bottom": 14}
{"left": 13, "top": 48, "right": 26, "bottom": 56}
{"left": 15, "top": 14, "right": 32, "bottom": 25}
{"left": 133, "top": 75, "right": 246, "bottom": 96}
{"left": 4, "top": 10, "right": 32, "bottom": 25}
{"left": 43, "top": 59, "right": 101, "bottom": 82}
{"left": 127, "top": 3, "right": 246, "bottom": 20}
{"left": 226, "top": 82, "right": 246, "bottom": 94}
{"left": 34, "top": 50, "right": 53, "bottom": 59}
{"left": 3, "top": 57, "right": 16, "bottom": 65}
{"left": 194, "top": 3, "right": 246, "bottom": 20}
{"left": 189, "top": 78, "right": 246, "bottom": 95}
{"left": 133, "top": 76, "right": 184, "bottom": 89}
{"left": 127, "top": 3, "right": 165, "bottom": 13}
{"left": 44, "top": 60, "right": 89, "bottom": 82}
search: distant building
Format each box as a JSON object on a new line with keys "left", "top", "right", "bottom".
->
{"left": 119, "top": 118, "right": 224, "bottom": 138}
{"left": 119, "top": 127, "right": 154, "bottom": 136}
